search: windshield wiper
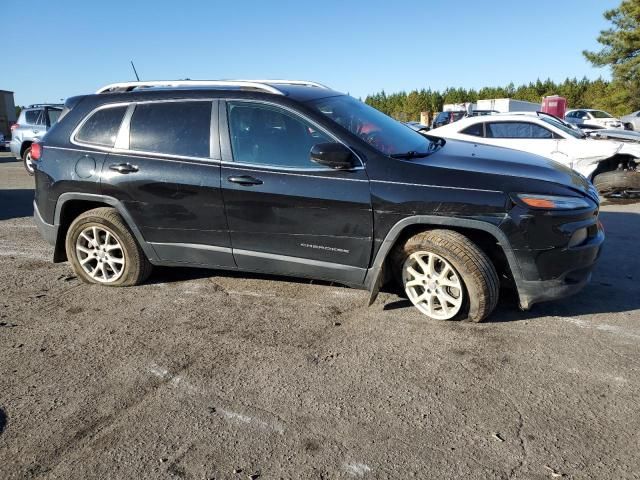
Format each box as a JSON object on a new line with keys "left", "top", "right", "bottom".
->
{"left": 390, "top": 150, "right": 432, "bottom": 159}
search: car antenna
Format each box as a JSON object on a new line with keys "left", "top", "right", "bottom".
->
{"left": 130, "top": 61, "right": 141, "bottom": 81}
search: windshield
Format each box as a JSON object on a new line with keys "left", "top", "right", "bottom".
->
{"left": 307, "top": 95, "right": 432, "bottom": 156}
{"left": 590, "top": 110, "right": 613, "bottom": 119}
{"left": 540, "top": 116, "right": 585, "bottom": 139}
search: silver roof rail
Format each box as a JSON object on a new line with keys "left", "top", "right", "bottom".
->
{"left": 95, "top": 79, "right": 330, "bottom": 95}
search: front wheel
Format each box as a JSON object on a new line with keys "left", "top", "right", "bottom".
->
{"left": 65, "top": 207, "right": 152, "bottom": 286}
{"left": 23, "top": 147, "right": 35, "bottom": 175}
{"left": 392, "top": 229, "right": 499, "bottom": 322}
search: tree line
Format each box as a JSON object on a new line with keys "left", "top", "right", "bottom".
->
{"left": 364, "top": 77, "right": 618, "bottom": 122}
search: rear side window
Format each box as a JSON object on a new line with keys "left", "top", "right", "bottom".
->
{"left": 486, "top": 122, "right": 553, "bottom": 139}
{"left": 25, "top": 110, "right": 44, "bottom": 125}
{"left": 129, "top": 101, "right": 211, "bottom": 157}
{"left": 75, "top": 106, "right": 127, "bottom": 147}
{"left": 460, "top": 123, "right": 483, "bottom": 137}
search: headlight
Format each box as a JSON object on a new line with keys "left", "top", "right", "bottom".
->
{"left": 513, "top": 194, "right": 591, "bottom": 210}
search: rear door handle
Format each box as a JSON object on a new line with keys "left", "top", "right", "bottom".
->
{"left": 109, "top": 163, "right": 139, "bottom": 174}
{"left": 227, "top": 175, "right": 263, "bottom": 186}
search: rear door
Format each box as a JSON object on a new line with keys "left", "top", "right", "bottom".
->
{"left": 219, "top": 100, "right": 373, "bottom": 285}
{"left": 99, "top": 99, "right": 234, "bottom": 268}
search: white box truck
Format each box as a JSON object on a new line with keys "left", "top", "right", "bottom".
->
{"left": 476, "top": 98, "right": 539, "bottom": 113}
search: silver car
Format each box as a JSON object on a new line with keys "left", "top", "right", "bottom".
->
{"left": 10, "top": 104, "right": 63, "bottom": 175}
{"left": 619, "top": 111, "right": 640, "bottom": 131}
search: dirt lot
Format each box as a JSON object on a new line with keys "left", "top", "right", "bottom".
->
{"left": 0, "top": 152, "right": 638, "bottom": 479}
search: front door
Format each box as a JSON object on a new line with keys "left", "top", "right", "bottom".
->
{"left": 219, "top": 100, "right": 373, "bottom": 285}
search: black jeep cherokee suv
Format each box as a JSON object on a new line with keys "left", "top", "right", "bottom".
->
{"left": 32, "top": 80, "right": 604, "bottom": 322}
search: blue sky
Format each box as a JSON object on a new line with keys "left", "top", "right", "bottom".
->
{"left": 3, "top": 0, "right": 619, "bottom": 106}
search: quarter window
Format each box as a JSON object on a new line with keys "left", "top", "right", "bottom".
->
{"left": 460, "top": 123, "right": 483, "bottom": 137}
{"left": 75, "top": 106, "right": 127, "bottom": 147}
{"left": 227, "top": 102, "right": 333, "bottom": 168}
{"left": 485, "top": 122, "right": 553, "bottom": 139}
{"left": 129, "top": 101, "right": 211, "bottom": 157}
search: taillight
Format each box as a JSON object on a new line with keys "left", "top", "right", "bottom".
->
{"left": 10, "top": 123, "right": 18, "bottom": 132}
{"left": 31, "top": 143, "right": 42, "bottom": 161}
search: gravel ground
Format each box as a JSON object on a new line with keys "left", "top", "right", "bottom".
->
{"left": 0, "top": 152, "right": 639, "bottom": 479}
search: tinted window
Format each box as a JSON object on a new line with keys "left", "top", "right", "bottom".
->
{"left": 461, "top": 123, "right": 483, "bottom": 137}
{"left": 228, "top": 102, "right": 333, "bottom": 168}
{"left": 435, "top": 112, "right": 449, "bottom": 122}
{"left": 130, "top": 101, "right": 211, "bottom": 157}
{"left": 76, "top": 106, "right": 127, "bottom": 146}
{"left": 25, "top": 110, "right": 43, "bottom": 125}
{"left": 486, "top": 122, "right": 553, "bottom": 139}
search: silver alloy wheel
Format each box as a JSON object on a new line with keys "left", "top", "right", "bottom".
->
{"left": 24, "top": 151, "right": 34, "bottom": 174}
{"left": 402, "top": 251, "right": 463, "bottom": 320}
{"left": 75, "top": 225, "right": 125, "bottom": 283}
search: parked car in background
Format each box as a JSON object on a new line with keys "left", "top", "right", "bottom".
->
{"left": 565, "top": 109, "right": 624, "bottom": 130}
{"left": 404, "top": 121, "right": 430, "bottom": 134}
{"left": 31, "top": 79, "right": 603, "bottom": 323}
{"left": 430, "top": 112, "right": 640, "bottom": 197}
{"left": 619, "top": 110, "right": 640, "bottom": 131}
{"left": 431, "top": 109, "right": 497, "bottom": 129}
{"left": 10, "top": 104, "right": 63, "bottom": 175}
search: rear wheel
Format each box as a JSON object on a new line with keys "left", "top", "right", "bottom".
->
{"left": 392, "top": 229, "right": 499, "bottom": 322}
{"left": 22, "top": 147, "right": 34, "bottom": 175}
{"left": 65, "top": 207, "right": 152, "bottom": 286}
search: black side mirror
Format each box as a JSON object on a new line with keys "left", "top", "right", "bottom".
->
{"left": 310, "top": 143, "right": 355, "bottom": 170}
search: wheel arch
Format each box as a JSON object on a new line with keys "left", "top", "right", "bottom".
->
{"left": 52, "top": 193, "right": 157, "bottom": 263}
{"left": 364, "top": 215, "right": 524, "bottom": 305}
{"left": 20, "top": 140, "right": 33, "bottom": 158}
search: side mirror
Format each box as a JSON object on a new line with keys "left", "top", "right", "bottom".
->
{"left": 310, "top": 143, "right": 356, "bottom": 170}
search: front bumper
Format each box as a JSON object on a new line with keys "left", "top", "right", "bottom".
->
{"left": 515, "top": 227, "right": 604, "bottom": 310}
{"left": 33, "top": 200, "right": 58, "bottom": 247}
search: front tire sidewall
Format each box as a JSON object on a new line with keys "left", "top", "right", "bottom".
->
{"left": 66, "top": 216, "right": 136, "bottom": 287}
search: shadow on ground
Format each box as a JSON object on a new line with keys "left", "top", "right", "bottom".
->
{"left": 0, "top": 408, "right": 6, "bottom": 436}
{"left": 0, "top": 189, "right": 34, "bottom": 220}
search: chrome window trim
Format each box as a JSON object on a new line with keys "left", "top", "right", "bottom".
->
{"left": 70, "top": 102, "right": 131, "bottom": 149}
{"left": 219, "top": 161, "right": 368, "bottom": 182}
{"left": 114, "top": 104, "right": 135, "bottom": 150}
{"left": 223, "top": 98, "right": 365, "bottom": 170}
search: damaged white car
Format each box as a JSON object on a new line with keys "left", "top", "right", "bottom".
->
{"left": 430, "top": 112, "right": 640, "bottom": 197}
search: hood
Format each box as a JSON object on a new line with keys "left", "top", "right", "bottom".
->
{"left": 420, "top": 139, "right": 594, "bottom": 197}
{"left": 588, "top": 129, "right": 640, "bottom": 143}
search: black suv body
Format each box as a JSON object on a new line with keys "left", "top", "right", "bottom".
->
{"left": 32, "top": 80, "right": 604, "bottom": 322}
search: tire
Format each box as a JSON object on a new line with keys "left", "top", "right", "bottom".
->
{"left": 593, "top": 169, "right": 640, "bottom": 196}
{"left": 22, "top": 147, "right": 34, "bottom": 176}
{"left": 65, "top": 207, "right": 152, "bottom": 287}
{"left": 391, "top": 229, "right": 499, "bottom": 322}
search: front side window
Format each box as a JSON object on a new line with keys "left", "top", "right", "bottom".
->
{"left": 129, "top": 101, "right": 211, "bottom": 157}
{"left": 227, "top": 102, "right": 332, "bottom": 168}
{"left": 486, "top": 122, "right": 553, "bottom": 139}
{"left": 75, "top": 106, "right": 127, "bottom": 147}
{"left": 308, "top": 95, "right": 432, "bottom": 156}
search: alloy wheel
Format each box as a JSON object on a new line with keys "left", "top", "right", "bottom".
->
{"left": 75, "top": 226, "right": 125, "bottom": 283}
{"left": 402, "top": 251, "right": 463, "bottom": 320}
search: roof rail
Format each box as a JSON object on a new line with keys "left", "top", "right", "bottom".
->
{"left": 27, "top": 103, "right": 64, "bottom": 108}
{"left": 95, "top": 79, "right": 330, "bottom": 95}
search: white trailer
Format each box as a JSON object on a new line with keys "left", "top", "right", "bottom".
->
{"left": 476, "top": 98, "right": 539, "bottom": 113}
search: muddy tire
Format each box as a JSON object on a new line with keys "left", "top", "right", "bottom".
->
{"left": 593, "top": 169, "right": 640, "bottom": 196}
{"left": 391, "top": 229, "right": 499, "bottom": 322}
{"left": 65, "top": 207, "right": 152, "bottom": 286}
{"left": 22, "top": 147, "right": 35, "bottom": 176}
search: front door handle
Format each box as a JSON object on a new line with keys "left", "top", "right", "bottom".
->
{"left": 227, "top": 175, "right": 263, "bottom": 186}
{"left": 109, "top": 163, "right": 139, "bottom": 174}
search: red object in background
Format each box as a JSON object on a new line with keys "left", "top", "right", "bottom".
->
{"left": 31, "top": 143, "right": 42, "bottom": 161}
{"left": 541, "top": 95, "right": 567, "bottom": 118}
